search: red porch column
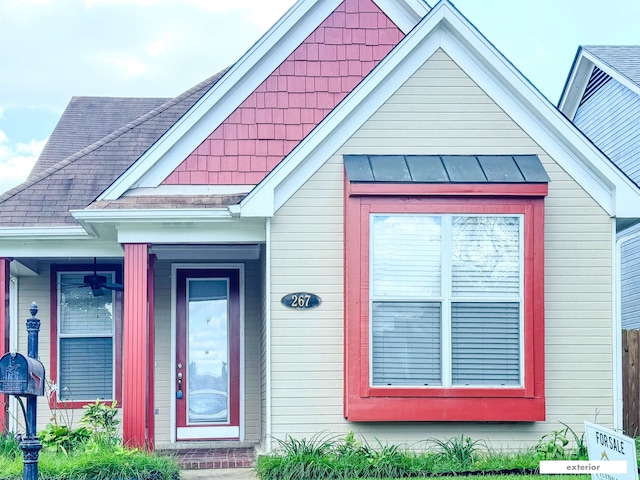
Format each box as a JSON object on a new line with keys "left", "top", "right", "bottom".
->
{"left": 0, "top": 258, "right": 9, "bottom": 433}
{"left": 123, "top": 244, "right": 151, "bottom": 448}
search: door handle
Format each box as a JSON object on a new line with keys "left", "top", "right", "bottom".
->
{"left": 177, "top": 367, "right": 183, "bottom": 399}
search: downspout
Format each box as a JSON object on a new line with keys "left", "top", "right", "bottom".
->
{"left": 614, "top": 223, "right": 640, "bottom": 431}
{"left": 265, "top": 218, "right": 272, "bottom": 452}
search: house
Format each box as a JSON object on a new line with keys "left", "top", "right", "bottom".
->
{"left": 559, "top": 46, "right": 640, "bottom": 331}
{"left": 1, "top": 0, "right": 638, "bottom": 452}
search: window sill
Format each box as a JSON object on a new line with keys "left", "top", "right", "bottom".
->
{"left": 345, "top": 395, "right": 545, "bottom": 422}
{"left": 367, "top": 386, "right": 532, "bottom": 398}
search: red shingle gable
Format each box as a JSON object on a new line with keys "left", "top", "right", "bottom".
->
{"left": 162, "top": 0, "right": 403, "bottom": 186}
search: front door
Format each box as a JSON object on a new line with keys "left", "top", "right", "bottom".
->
{"left": 175, "top": 268, "right": 240, "bottom": 440}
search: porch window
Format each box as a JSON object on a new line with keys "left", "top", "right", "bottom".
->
{"left": 51, "top": 265, "right": 122, "bottom": 406}
{"left": 343, "top": 154, "right": 547, "bottom": 422}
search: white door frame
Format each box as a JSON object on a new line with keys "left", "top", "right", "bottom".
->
{"left": 169, "top": 263, "right": 245, "bottom": 443}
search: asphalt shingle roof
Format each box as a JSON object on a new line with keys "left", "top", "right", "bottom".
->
{"left": 0, "top": 69, "right": 229, "bottom": 227}
{"left": 31, "top": 96, "right": 169, "bottom": 179}
{"left": 583, "top": 45, "right": 640, "bottom": 89}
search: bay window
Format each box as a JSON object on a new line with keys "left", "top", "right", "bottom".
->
{"left": 344, "top": 154, "right": 547, "bottom": 422}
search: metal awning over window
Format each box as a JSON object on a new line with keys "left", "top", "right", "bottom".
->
{"left": 343, "top": 155, "right": 550, "bottom": 184}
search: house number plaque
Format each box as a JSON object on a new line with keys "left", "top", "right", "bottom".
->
{"left": 281, "top": 292, "right": 321, "bottom": 310}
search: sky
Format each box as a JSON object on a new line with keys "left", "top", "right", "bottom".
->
{"left": 0, "top": 0, "right": 639, "bottom": 195}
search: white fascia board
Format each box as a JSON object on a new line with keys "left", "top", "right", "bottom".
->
{"left": 0, "top": 226, "right": 89, "bottom": 239}
{"left": 372, "top": 0, "right": 430, "bottom": 33}
{"left": 243, "top": 1, "right": 640, "bottom": 219}
{"left": 557, "top": 53, "right": 594, "bottom": 120}
{"left": 99, "top": 0, "right": 341, "bottom": 200}
{"left": 0, "top": 239, "right": 123, "bottom": 258}
{"left": 71, "top": 208, "right": 234, "bottom": 224}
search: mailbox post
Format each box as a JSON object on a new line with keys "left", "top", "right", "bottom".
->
{"left": 0, "top": 302, "right": 44, "bottom": 480}
{"left": 22, "top": 302, "right": 43, "bottom": 480}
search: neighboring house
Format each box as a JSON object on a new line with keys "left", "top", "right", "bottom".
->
{"left": 1, "top": 0, "right": 639, "bottom": 452}
{"left": 559, "top": 46, "right": 640, "bottom": 331}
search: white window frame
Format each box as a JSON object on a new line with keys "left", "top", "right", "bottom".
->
{"left": 368, "top": 213, "right": 525, "bottom": 389}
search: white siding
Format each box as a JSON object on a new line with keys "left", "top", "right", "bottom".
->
{"left": 573, "top": 78, "right": 640, "bottom": 183}
{"left": 153, "top": 261, "right": 172, "bottom": 444}
{"left": 269, "top": 49, "right": 613, "bottom": 449}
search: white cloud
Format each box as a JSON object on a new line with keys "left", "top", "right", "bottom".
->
{"left": 0, "top": 132, "right": 45, "bottom": 195}
{"left": 85, "top": 0, "right": 296, "bottom": 28}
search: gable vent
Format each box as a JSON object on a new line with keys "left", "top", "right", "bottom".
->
{"left": 580, "top": 66, "right": 612, "bottom": 106}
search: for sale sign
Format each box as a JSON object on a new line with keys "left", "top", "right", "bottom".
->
{"left": 585, "top": 421, "right": 638, "bottom": 480}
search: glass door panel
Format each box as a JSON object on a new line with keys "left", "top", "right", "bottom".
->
{"left": 187, "top": 279, "right": 229, "bottom": 424}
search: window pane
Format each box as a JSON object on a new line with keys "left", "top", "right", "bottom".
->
{"left": 187, "top": 279, "right": 229, "bottom": 424}
{"left": 451, "top": 302, "right": 520, "bottom": 386}
{"left": 371, "top": 302, "right": 441, "bottom": 386}
{"left": 60, "top": 273, "right": 114, "bottom": 335}
{"left": 59, "top": 337, "right": 113, "bottom": 400}
{"left": 372, "top": 215, "right": 441, "bottom": 298}
{"left": 452, "top": 216, "right": 520, "bottom": 297}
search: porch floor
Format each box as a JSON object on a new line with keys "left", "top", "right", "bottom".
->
{"left": 167, "top": 447, "right": 256, "bottom": 470}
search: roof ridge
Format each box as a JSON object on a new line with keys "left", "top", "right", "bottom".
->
{"left": 0, "top": 68, "right": 230, "bottom": 205}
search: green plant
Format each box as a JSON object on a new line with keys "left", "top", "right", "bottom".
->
{"left": 272, "top": 432, "right": 338, "bottom": 457}
{"left": 0, "top": 434, "right": 20, "bottom": 460}
{"left": 536, "top": 427, "right": 570, "bottom": 460}
{"left": 560, "top": 422, "right": 588, "bottom": 459}
{"left": 79, "top": 399, "right": 121, "bottom": 445}
{"left": 431, "top": 434, "right": 483, "bottom": 469}
{"left": 38, "top": 423, "right": 91, "bottom": 455}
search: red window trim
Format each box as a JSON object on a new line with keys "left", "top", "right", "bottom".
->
{"left": 50, "top": 264, "right": 123, "bottom": 409}
{"left": 344, "top": 180, "right": 546, "bottom": 422}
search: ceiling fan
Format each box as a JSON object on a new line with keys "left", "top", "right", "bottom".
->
{"left": 81, "top": 258, "right": 124, "bottom": 297}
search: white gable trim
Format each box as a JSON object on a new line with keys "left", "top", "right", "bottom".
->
{"left": 241, "top": 0, "right": 640, "bottom": 219}
{"left": 559, "top": 49, "right": 640, "bottom": 120}
{"left": 372, "top": 0, "right": 430, "bottom": 32}
{"left": 557, "top": 53, "right": 594, "bottom": 120}
{"left": 100, "top": 0, "right": 428, "bottom": 201}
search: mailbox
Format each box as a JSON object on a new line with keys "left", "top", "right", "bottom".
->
{"left": 0, "top": 352, "right": 45, "bottom": 396}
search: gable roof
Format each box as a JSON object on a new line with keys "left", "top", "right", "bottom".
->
{"left": 31, "top": 96, "right": 168, "bottom": 179}
{"left": 99, "top": 0, "right": 431, "bottom": 200}
{"left": 559, "top": 45, "right": 640, "bottom": 119}
{"left": 239, "top": 0, "right": 640, "bottom": 219}
{"left": 0, "top": 69, "right": 228, "bottom": 227}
